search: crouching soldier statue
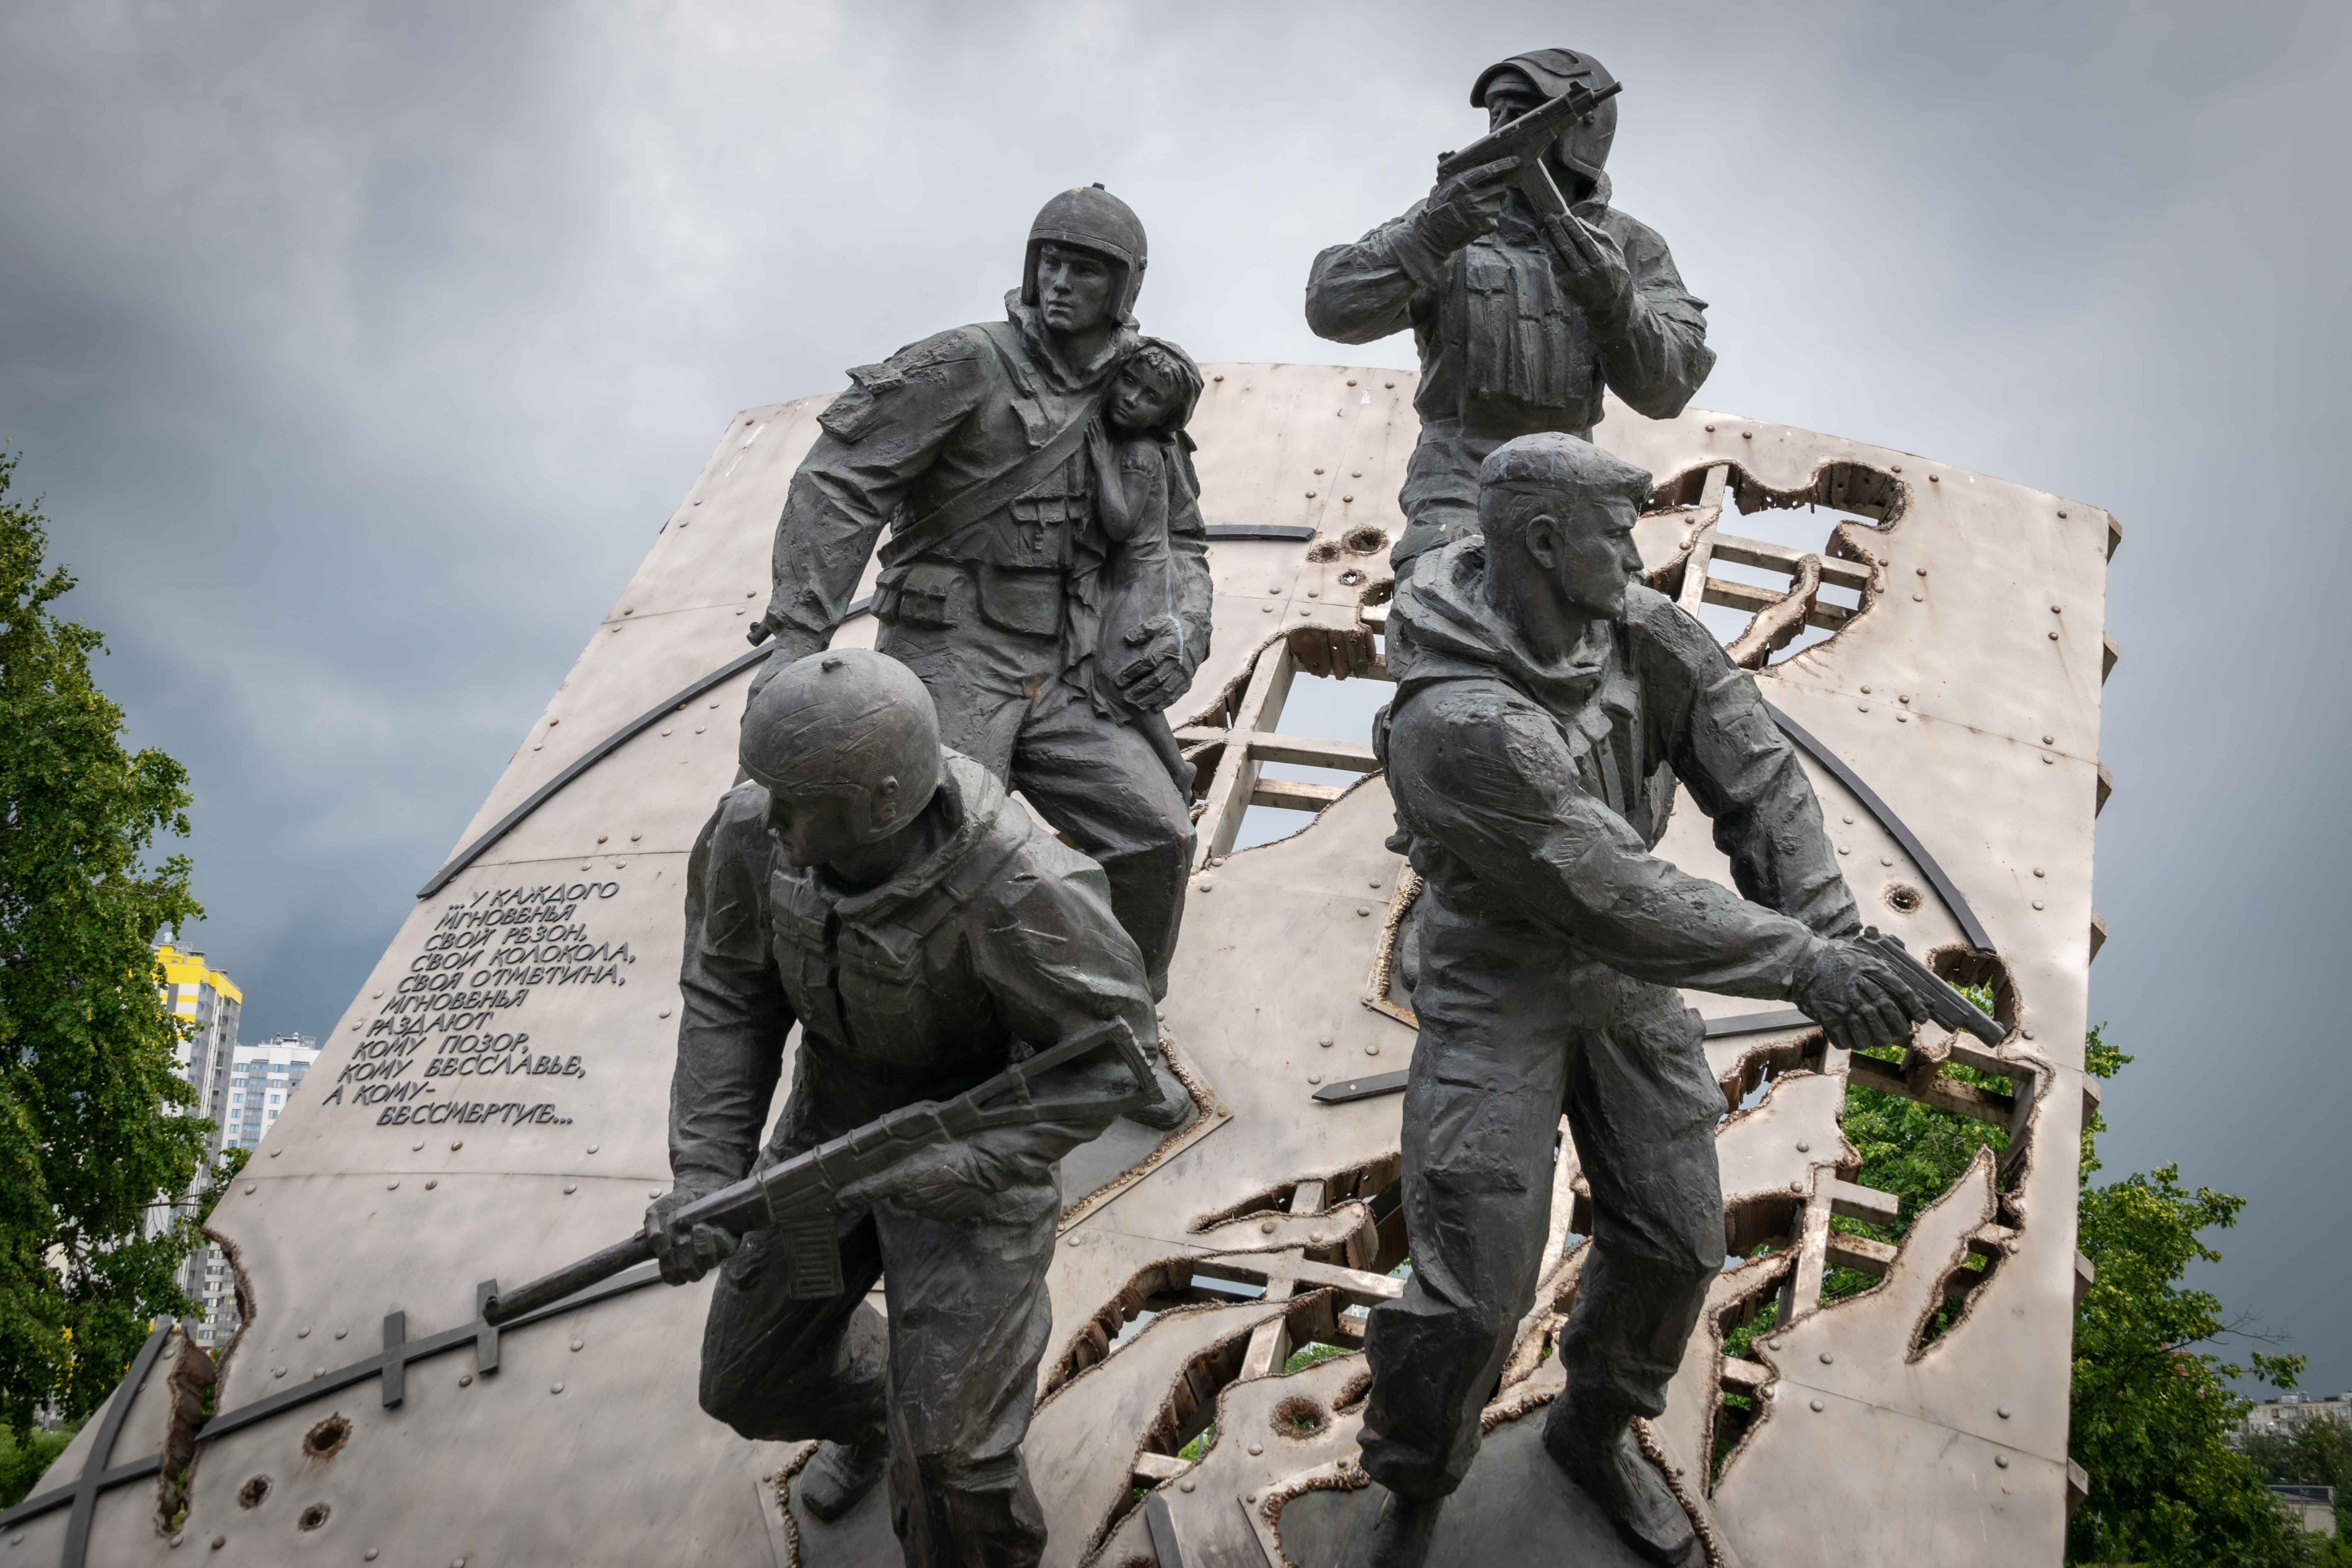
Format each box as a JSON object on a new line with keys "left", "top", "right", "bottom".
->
{"left": 1353, "top": 434, "right": 1935, "bottom": 1567}
{"left": 651, "top": 648, "right": 1170, "bottom": 1566}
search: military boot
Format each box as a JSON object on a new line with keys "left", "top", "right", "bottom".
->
{"left": 800, "top": 1435, "right": 889, "bottom": 1524}
{"left": 1542, "top": 1408, "right": 1702, "bottom": 1568}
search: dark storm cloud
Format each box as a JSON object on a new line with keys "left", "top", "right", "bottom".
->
{"left": 0, "top": 0, "right": 2343, "bottom": 1387}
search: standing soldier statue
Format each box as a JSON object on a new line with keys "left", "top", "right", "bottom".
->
{"left": 750, "top": 187, "right": 1209, "bottom": 1036}
{"left": 652, "top": 649, "right": 1171, "bottom": 1564}
{"left": 1305, "top": 48, "right": 1714, "bottom": 586}
{"left": 1354, "top": 435, "right": 1936, "bottom": 1567}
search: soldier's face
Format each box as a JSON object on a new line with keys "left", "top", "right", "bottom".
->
{"left": 1486, "top": 85, "right": 1541, "bottom": 132}
{"left": 1035, "top": 242, "right": 1119, "bottom": 335}
{"left": 1526, "top": 492, "right": 1642, "bottom": 620}
{"left": 765, "top": 788, "right": 864, "bottom": 869}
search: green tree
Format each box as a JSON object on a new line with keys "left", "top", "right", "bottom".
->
{"left": 2245, "top": 1412, "right": 2352, "bottom": 1492}
{"left": 0, "top": 451, "right": 208, "bottom": 1442}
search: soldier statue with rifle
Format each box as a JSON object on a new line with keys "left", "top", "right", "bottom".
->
{"left": 615, "top": 648, "right": 1163, "bottom": 1564}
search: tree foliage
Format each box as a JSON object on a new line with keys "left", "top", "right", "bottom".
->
{"left": 0, "top": 452, "right": 208, "bottom": 1436}
{"left": 2244, "top": 1413, "right": 2352, "bottom": 1495}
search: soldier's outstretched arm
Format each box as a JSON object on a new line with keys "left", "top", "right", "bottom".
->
{"left": 656, "top": 786, "right": 797, "bottom": 1281}
{"left": 755, "top": 330, "right": 996, "bottom": 666}
{"left": 1393, "top": 685, "right": 1827, "bottom": 997}
{"left": 1631, "top": 594, "right": 1860, "bottom": 938}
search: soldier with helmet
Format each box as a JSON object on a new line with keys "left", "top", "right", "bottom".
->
{"left": 649, "top": 648, "right": 1168, "bottom": 1562}
{"left": 1306, "top": 48, "right": 1716, "bottom": 583}
{"left": 751, "top": 186, "right": 1211, "bottom": 1025}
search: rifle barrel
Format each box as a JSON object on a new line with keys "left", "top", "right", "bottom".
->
{"left": 482, "top": 1231, "right": 654, "bottom": 1325}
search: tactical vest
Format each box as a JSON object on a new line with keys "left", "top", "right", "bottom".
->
{"left": 1437, "top": 235, "right": 1600, "bottom": 433}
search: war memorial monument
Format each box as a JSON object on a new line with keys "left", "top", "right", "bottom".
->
{"left": 4, "top": 46, "right": 2118, "bottom": 1568}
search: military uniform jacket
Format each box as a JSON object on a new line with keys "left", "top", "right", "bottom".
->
{"left": 1305, "top": 176, "right": 1713, "bottom": 439}
{"left": 1375, "top": 538, "right": 1858, "bottom": 998}
{"left": 667, "top": 751, "right": 1160, "bottom": 1200}
{"left": 758, "top": 295, "right": 1213, "bottom": 691}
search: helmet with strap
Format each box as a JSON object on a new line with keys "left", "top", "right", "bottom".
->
{"left": 741, "top": 649, "right": 942, "bottom": 845}
{"left": 1470, "top": 48, "right": 1619, "bottom": 185}
{"left": 1022, "top": 184, "right": 1149, "bottom": 320}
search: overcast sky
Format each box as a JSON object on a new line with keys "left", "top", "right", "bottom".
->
{"left": 2, "top": 1, "right": 2344, "bottom": 1391}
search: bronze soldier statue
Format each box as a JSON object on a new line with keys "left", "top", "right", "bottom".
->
{"left": 1305, "top": 48, "right": 1714, "bottom": 583}
{"left": 1354, "top": 434, "right": 1934, "bottom": 1567}
{"left": 751, "top": 187, "right": 1210, "bottom": 1027}
{"left": 650, "top": 648, "right": 1170, "bottom": 1564}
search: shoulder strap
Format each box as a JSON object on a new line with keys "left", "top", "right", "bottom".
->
{"left": 880, "top": 338, "right": 1105, "bottom": 569}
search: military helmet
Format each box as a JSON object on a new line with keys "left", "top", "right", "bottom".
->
{"left": 1470, "top": 48, "right": 1619, "bottom": 184}
{"left": 1022, "top": 184, "right": 1149, "bottom": 320}
{"left": 741, "top": 649, "right": 942, "bottom": 845}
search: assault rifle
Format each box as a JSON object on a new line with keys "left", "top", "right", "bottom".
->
{"left": 481, "top": 1017, "right": 1155, "bottom": 1324}
{"left": 1853, "top": 927, "right": 2007, "bottom": 1047}
{"left": 1436, "top": 75, "right": 1624, "bottom": 227}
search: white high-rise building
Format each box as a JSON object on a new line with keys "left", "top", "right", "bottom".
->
{"left": 187, "top": 1034, "right": 322, "bottom": 1346}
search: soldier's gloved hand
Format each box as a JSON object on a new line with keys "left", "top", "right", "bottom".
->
{"left": 646, "top": 1190, "right": 740, "bottom": 1285}
{"left": 1792, "top": 940, "right": 1934, "bottom": 1054}
{"left": 1541, "top": 213, "right": 1634, "bottom": 324}
{"left": 1113, "top": 617, "right": 1189, "bottom": 712}
{"left": 1413, "top": 155, "right": 1523, "bottom": 257}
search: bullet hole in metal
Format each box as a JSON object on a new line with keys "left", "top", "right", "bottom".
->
{"left": 1886, "top": 885, "right": 1922, "bottom": 914}
{"left": 298, "top": 1505, "right": 331, "bottom": 1532}
{"left": 1337, "top": 568, "right": 1364, "bottom": 587}
{"left": 237, "top": 1475, "right": 271, "bottom": 1509}
{"left": 1343, "top": 526, "right": 1387, "bottom": 556}
{"left": 1275, "top": 1394, "right": 1332, "bottom": 1437}
{"left": 1306, "top": 539, "right": 1342, "bottom": 562}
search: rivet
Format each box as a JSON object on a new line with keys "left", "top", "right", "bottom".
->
{"left": 1308, "top": 1074, "right": 1323, "bottom": 1085}
{"left": 1837, "top": 845, "right": 1850, "bottom": 856}
{"left": 570, "top": 1339, "right": 585, "bottom": 1352}
{"left": 1249, "top": 1441, "right": 1264, "bottom": 1455}
{"left": 1356, "top": 906, "right": 1371, "bottom": 916}
{"left": 387, "top": 1180, "right": 399, "bottom": 1190}
{"left": 1896, "top": 713, "right": 1909, "bottom": 722}
{"left": 1915, "top": 567, "right": 1927, "bottom": 576}
{"left": 1789, "top": 1180, "right": 1803, "bottom": 1193}
{"left": 630, "top": 832, "right": 643, "bottom": 841}
{"left": 1704, "top": 424, "right": 1715, "bottom": 432}
{"left": 1260, "top": 1219, "right": 1277, "bottom": 1234}
{"left": 297, "top": 1326, "right": 310, "bottom": 1338}
{"left": 451, "top": 1140, "right": 463, "bottom": 1150}
{"left": 1318, "top": 1036, "right": 1334, "bottom": 1047}
{"left": 1198, "top": 879, "right": 1213, "bottom": 892}
{"left": 1858, "top": 703, "right": 1869, "bottom": 713}
{"left": 425, "top": 1179, "right": 437, "bottom": 1190}
{"left": 212, "top": 1540, "right": 225, "bottom": 1552}
{"left": 1928, "top": 474, "right": 1940, "bottom": 482}
{"left": 269, "top": 1149, "right": 281, "bottom": 1157}
{"left": 2042, "top": 734, "right": 2055, "bottom": 744}
{"left": 2033, "top": 868, "right": 2045, "bottom": 877}
{"left": 1810, "top": 1398, "right": 1825, "bottom": 1412}
{"left": 596, "top": 834, "right": 608, "bottom": 843}
{"left": 550, "top": 1383, "right": 564, "bottom": 1395}
{"left": 1213, "top": 375, "right": 1224, "bottom": 382}
{"left": 1997, "top": 1406, "right": 2011, "bottom": 1419}
{"left": 1314, "top": 468, "right": 1324, "bottom": 475}
{"left": 2051, "top": 604, "right": 2063, "bottom": 613}
{"left": 1880, "top": 857, "right": 1893, "bottom": 867}
{"left": 1306, "top": 491, "right": 1317, "bottom": 499}
{"left": 335, "top": 1328, "right": 347, "bottom": 1339}
{"left": 1261, "top": 604, "right": 1274, "bottom": 613}
{"left": 1247, "top": 1493, "right": 1258, "bottom": 1505}
{"left": 587, "top": 1144, "right": 600, "bottom": 1153}
{"left": 1842, "top": 816, "right": 1854, "bottom": 824}
{"left": 412, "top": 1141, "right": 424, "bottom": 1151}
{"left": 2022, "top": 1029, "right": 2034, "bottom": 1040}
{"left": 1370, "top": 879, "right": 1383, "bottom": 888}
{"left": 1820, "top": 1351, "right": 1834, "bottom": 1364}
{"left": 1346, "top": 380, "right": 1357, "bottom": 387}
{"left": 1180, "top": 1479, "right": 1196, "bottom": 1492}
{"left": 1994, "top": 1454, "right": 2010, "bottom": 1469}
{"left": 1352, "top": 471, "right": 1363, "bottom": 478}
{"left": 2056, "top": 510, "right": 2068, "bottom": 518}
{"left": 243, "top": 1183, "right": 256, "bottom": 1194}
{"left": 367, "top": 1551, "right": 380, "bottom": 1561}
{"left": 659, "top": 1008, "right": 673, "bottom": 1019}
{"left": 2043, "top": 754, "right": 2056, "bottom": 764}
{"left": 1860, "top": 685, "right": 1872, "bottom": 693}
{"left": 1384, "top": 382, "right": 1395, "bottom": 388}
{"left": 2031, "top": 900, "right": 2044, "bottom": 910}
{"left": 563, "top": 1184, "right": 577, "bottom": 1195}
{"left": 1766, "top": 1338, "right": 1782, "bottom": 1350}
{"left": 1342, "top": 495, "right": 1354, "bottom": 503}
{"left": 1741, "top": 431, "right": 1751, "bottom": 439}
{"left": 1365, "top": 1043, "right": 1380, "bottom": 1056}
{"left": 1796, "top": 1141, "right": 1811, "bottom": 1153}
{"left": 273, "top": 1367, "right": 286, "bottom": 1378}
